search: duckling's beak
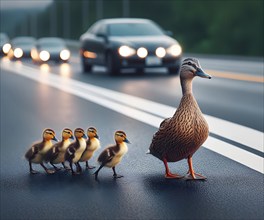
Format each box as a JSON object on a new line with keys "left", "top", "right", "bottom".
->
{"left": 53, "top": 136, "right": 59, "bottom": 142}
{"left": 196, "top": 68, "right": 211, "bottom": 79}
{"left": 83, "top": 134, "right": 87, "bottom": 139}
{"left": 124, "top": 138, "right": 131, "bottom": 144}
{"left": 70, "top": 135, "right": 74, "bottom": 140}
{"left": 95, "top": 134, "right": 99, "bottom": 139}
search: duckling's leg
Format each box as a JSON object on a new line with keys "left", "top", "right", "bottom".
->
{"left": 40, "top": 163, "right": 55, "bottom": 174}
{"left": 185, "top": 156, "right": 206, "bottom": 180}
{"left": 29, "top": 161, "right": 38, "bottom": 174}
{"left": 50, "top": 163, "right": 62, "bottom": 171}
{"left": 163, "top": 158, "right": 183, "bottom": 179}
{"left": 76, "top": 162, "right": 82, "bottom": 174}
{"left": 86, "top": 161, "right": 96, "bottom": 169}
{"left": 69, "top": 162, "right": 77, "bottom": 175}
{"left": 94, "top": 164, "right": 104, "bottom": 180}
{"left": 62, "top": 162, "right": 71, "bottom": 170}
{"left": 112, "top": 166, "right": 123, "bottom": 178}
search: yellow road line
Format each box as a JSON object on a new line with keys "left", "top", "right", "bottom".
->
{"left": 206, "top": 69, "right": 264, "bottom": 83}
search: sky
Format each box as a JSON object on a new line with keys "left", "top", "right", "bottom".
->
{"left": 0, "top": 0, "right": 53, "bottom": 10}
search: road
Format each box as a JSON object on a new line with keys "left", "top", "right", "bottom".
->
{"left": 1, "top": 53, "right": 263, "bottom": 220}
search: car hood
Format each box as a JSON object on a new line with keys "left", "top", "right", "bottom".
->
{"left": 109, "top": 35, "right": 179, "bottom": 49}
{"left": 38, "top": 46, "right": 66, "bottom": 53}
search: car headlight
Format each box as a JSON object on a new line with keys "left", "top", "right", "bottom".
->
{"left": 39, "top": 50, "right": 50, "bottom": 62}
{"left": 3, "top": 43, "right": 11, "bottom": 54}
{"left": 137, "top": 47, "right": 148, "bottom": 58}
{"left": 60, "top": 49, "right": 70, "bottom": 61}
{"left": 167, "top": 44, "right": 182, "bottom": 56}
{"left": 156, "top": 47, "right": 166, "bottom": 58}
{"left": 118, "top": 45, "right": 136, "bottom": 57}
{"left": 14, "top": 48, "right": 23, "bottom": 58}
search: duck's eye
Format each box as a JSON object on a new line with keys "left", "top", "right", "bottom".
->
{"left": 188, "top": 62, "right": 192, "bottom": 65}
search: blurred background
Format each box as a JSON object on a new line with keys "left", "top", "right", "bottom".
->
{"left": 1, "top": 0, "right": 263, "bottom": 57}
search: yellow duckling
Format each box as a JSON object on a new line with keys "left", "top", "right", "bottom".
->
{"left": 79, "top": 127, "right": 100, "bottom": 169}
{"left": 149, "top": 58, "right": 211, "bottom": 180}
{"left": 25, "top": 128, "right": 58, "bottom": 174}
{"left": 94, "top": 131, "right": 130, "bottom": 180}
{"left": 64, "top": 128, "right": 87, "bottom": 175}
{"left": 44, "top": 128, "right": 74, "bottom": 171}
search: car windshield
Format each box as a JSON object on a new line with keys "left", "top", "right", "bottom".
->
{"left": 12, "top": 37, "right": 35, "bottom": 45}
{"left": 38, "top": 38, "right": 65, "bottom": 47}
{"left": 108, "top": 22, "right": 164, "bottom": 36}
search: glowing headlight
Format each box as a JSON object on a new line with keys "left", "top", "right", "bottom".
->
{"left": 118, "top": 45, "right": 136, "bottom": 57}
{"left": 14, "top": 48, "right": 23, "bottom": 58}
{"left": 155, "top": 47, "right": 166, "bottom": 58}
{"left": 39, "top": 50, "right": 50, "bottom": 62}
{"left": 3, "top": 43, "right": 11, "bottom": 54}
{"left": 137, "top": 47, "right": 148, "bottom": 58}
{"left": 167, "top": 44, "right": 182, "bottom": 56}
{"left": 60, "top": 49, "right": 70, "bottom": 61}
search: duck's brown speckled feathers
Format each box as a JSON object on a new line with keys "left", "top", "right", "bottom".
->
{"left": 149, "top": 58, "right": 211, "bottom": 180}
{"left": 97, "top": 144, "right": 119, "bottom": 165}
{"left": 149, "top": 94, "right": 209, "bottom": 162}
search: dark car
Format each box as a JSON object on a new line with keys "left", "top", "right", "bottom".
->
{"left": 31, "top": 37, "right": 70, "bottom": 63}
{"left": 9, "top": 36, "right": 36, "bottom": 59}
{"left": 80, "top": 18, "right": 182, "bottom": 75}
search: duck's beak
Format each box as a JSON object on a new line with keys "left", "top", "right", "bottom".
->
{"left": 53, "top": 136, "right": 59, "bottom": 142}
{"left": 196, "top": 68, "right": 211, "bottom": 79}
{"left": 83, "top": 134, "right": 87, "bottom": 139}
{"left": 70, "top": 135, "right": 74, "bottom": 140}
{"left": 124, "top": 138, "right": 131, "bottom": 144}
{"left": 95, "top": 134, "right": 99, "bottom": 139}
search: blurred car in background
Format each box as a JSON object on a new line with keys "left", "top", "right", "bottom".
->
{"left": 31, "top": 37, "right": 70, "bottom": 63}
{"left": 80, "top": 18, "right": 182, "bottom": 75}
{"left": 0, "top": 33, "right": 11, "bottom": 56}
{"left": 8, "top": 36, "right": 36, "bottom": 59}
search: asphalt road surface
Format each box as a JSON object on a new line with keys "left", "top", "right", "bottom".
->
{"left": 1, "top": 53, "right": 263, "bottom": 220}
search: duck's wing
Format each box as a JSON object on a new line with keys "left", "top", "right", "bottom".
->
{"left": 44, "top": 142, "right": 60, "bottom": 162}
{"left": 64, "top": 142, "right": 76, "bottom": 162}
{"left": 159, "top": 117, "right": 171, "bottom": 129}
{"left": 97, "top": 146, "right": 115, "bottom": 165}
{"left": 25, "top": 142, "right": 41, "bottom": 161}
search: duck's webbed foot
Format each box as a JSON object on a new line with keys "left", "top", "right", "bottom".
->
{"left": 163, "top": 158, "right": 183, "bottom": 179}
{"left": 185, "top": 171, "right": 206, "bottom": 180}
{"left": 185, "top": 156, "right": 206, "bottom": 180}
{"left": 112, "top": 167, "right": 123, "bottom": 179}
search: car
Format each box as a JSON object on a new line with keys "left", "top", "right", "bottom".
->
{"left": 31, "top": 37, "right": 70, "bottom": 63}
{"left": 8, "top": 36, "right": 36, "bottom": 59}
{"left": 80, "top": 18, "right": 182, "bottom": 75}
{"left": 0, "top": 33, "right": 11, "bottom": 56}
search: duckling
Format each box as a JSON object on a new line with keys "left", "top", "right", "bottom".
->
{"left": 45, "top": 128, "right": 74, "bottom": 171}
{"left": 25, "top": 128, "right": 58, "bottom": 174}
{"left": 149, "top": 58, "right": 211, "bottom": 180}
{"left": 94, "top": 131, "right": 130, "bottom": 180}
{"left": 79, "top": 127, "right": 100, "bottom": 169}
{"left": 64, "top": 128, "right": 87, "bottom": 175}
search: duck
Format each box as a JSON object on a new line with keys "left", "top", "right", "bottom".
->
{"left": 64, "top": 128, "right": 87, "bottom": 175}
{"left": 25, "top": 128, "right": 58, "bottom": 174}
{"left": 149, "top": 58, "right": 211, "bottom": 180}
{"left": 78, "top": 127, "right": 100, "bottom": 169}
{"left": 94, "top": 131, "right": 130, "bottom": 180}
{"left": 44, "top": 128, "right": 74, "bottom": 171}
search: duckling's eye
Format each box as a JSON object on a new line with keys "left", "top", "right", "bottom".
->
{"left": 188, "top": 62, "right": 192, "bottom": 65}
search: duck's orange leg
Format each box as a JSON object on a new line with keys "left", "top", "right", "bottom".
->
{"left": 185, "top": 156, "right": 206, "bottom": 180}
{"left": 163, "top": 158, "right": 183, "bottom": 179}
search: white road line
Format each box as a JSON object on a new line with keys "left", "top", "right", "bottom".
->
{"left": 1, "top": 61, "right": 263, "bottom": 174}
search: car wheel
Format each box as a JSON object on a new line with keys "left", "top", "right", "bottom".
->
{"left": 82, "top": 56, "right": 92, "bottom": 73}
{"left": 106, "top": 52, "right": 120, "bottom": 75}
{"left": 168, "top": 66, "right": 180, "bottom": 75}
